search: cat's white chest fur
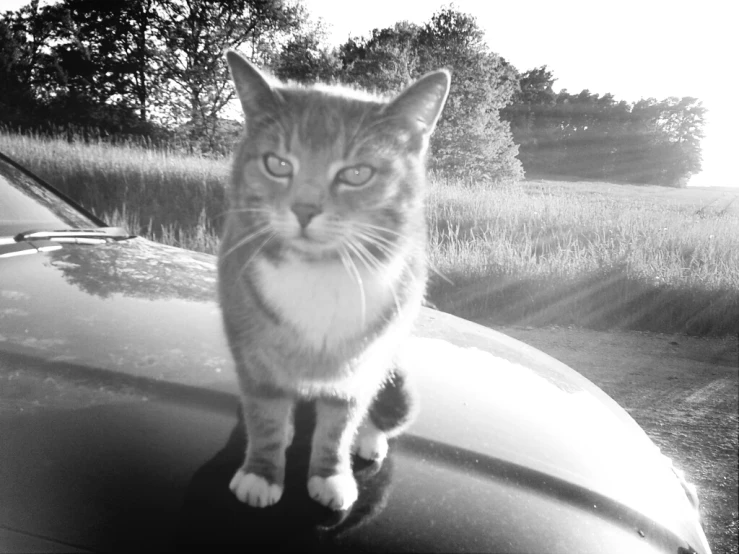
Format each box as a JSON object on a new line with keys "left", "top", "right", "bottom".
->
{"left": 254, "top": 252, "right": 401, "bottom": 351}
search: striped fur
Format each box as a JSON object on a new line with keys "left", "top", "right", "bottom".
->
{"left": 218, "top": 50, "right": 449, "bottom": 511}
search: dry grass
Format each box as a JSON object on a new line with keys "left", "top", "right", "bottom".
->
{"left": 427, "top": 177, "right": 739, "bottom": 335}
{"left": 2, "top": 131, "right": 737, "bottom": 335}
{"left": 0, "top": 130, "right": 228, "bottom": 241}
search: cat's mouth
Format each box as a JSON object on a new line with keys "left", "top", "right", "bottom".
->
{"left": 285, "top": 233, "right": 340, "bottom": 259}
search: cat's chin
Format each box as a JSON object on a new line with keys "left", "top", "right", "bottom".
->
{"left": 286, "top": 237, "right": 341, "bottom": 261}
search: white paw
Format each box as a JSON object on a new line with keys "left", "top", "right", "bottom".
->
{"left": 353, "top": 427, "right": 389, "bottom": 462}
{"left": 307, "top": 474, "right": 358, "bottom": 511}
{"left": 229, "top": 469, "right": 282, "bottom": 508}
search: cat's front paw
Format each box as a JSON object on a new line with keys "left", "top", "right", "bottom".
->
{"left": 229, "top": 469, "right": 283, "bottom": 508}
{"left": 353, "top": 424, "right": 389, "bottom": 462}
{"left": 308, "top": 474, "right": 358, "bottom": 511}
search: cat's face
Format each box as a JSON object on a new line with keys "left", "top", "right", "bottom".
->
{"left": 225, "top": 51, "right": 449, "bottom": 262}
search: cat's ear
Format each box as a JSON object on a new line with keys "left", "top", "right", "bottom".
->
{"left": 225, "top": 49, "right": 280, "bottom": 118}
{"left": 385, "top": 70, "right": 451, "bottom": 137}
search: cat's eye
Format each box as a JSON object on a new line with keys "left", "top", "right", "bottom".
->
{"left": 336, "top": 165, "right": 375, "bottom": 187}
{"left": 263, "top": 153, "right": 293, "bottom": 178}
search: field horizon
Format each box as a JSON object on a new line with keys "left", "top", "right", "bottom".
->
{"left": 2, "top": 131, "right": 737, "bottom": 337}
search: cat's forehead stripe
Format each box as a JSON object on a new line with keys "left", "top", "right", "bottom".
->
{"left": 277, "top": 88, "right": 385, "bottom": 153}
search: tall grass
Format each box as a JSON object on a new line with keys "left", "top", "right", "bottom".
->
{"left": 427, "top": 178, "right": 739, "bottom": 335}
{"left": 2, "top": 130, "right": 737, "bottom": 335}
{"left": 0, "top": 130, "right": 229, "bottom": 242}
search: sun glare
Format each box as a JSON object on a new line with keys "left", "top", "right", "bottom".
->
{"left": 688, "top": 100, "right": 737, "bottom": 188}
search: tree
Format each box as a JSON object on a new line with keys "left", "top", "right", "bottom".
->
{"left": 43, "top": 0, "right": 148, "bottom": 131}
{"left": 0, "top": 0, "right": 162, "bottom": 136}
{"left": 413, "top": 8, "right": 522, "bottom": 181}
{"left": 326, "top": 8, "right": 523, "bottom": 182}
{"left": 0, "top": 0, "right": 312, "bottom": 149}
{"left": 339, "top": 21, "right": 422, "bottom": 92}
{"left": 504, "top": 64, "right": 706, "bottom": 186}
{"left": 154, "top": 0, "right": 307, "bottom": 151}
{"left": 0, "top": 1, "right": 60, "bottom": 127}
{"left": 273, "top": 22, "right": 340, "bottom": 84}
{"left": 628, "top": 96, "right": 705, "bottom": 186}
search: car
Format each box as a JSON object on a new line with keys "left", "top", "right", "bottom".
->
{"left": 0, "top": 150, "right": 712, "bottom": 553}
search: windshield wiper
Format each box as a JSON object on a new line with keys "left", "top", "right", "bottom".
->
{"left": 13, "top": 227, "right": 133, "bottom": 244}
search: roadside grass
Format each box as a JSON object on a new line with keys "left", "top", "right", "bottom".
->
{"left": 2, "top": 131, "right": 738, "bottom": 336}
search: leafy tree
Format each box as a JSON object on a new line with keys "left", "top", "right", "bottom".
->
{"left": 628, "top": 96, "right": 705, "bottom": 185}
{"left": 43, "top": 0, "right": 148, "bottom": 130}
{"left": 513, "top": 66, "right": 557, "bottom": 105}
{"left": 339, "top": 22, "right": 421, "bottom": 92}
{"left": 0, "top": 1, "right": 60, "bottom": 127}
{"left": 154, "top": 0, "right": 306, "bottom": 151}
{"left": 0, "top": 17, "right": 34, "bottom": 125}
{"left": 0, "top": 0, "right": 162, "bottom": 136}
{"left": 326, "top": 8, "right": 522, "bottom": 182}
{"left": 504, "top": 65, "right": 706, "bottom": 186}
{"left": 274, "top": 22, "right": 340, "bottom": 84}
{"left": 0, "top": 0, "right": 311, "bottom": 150}
{"left": 414, "top": 8, "right": 522, "bottom": 181}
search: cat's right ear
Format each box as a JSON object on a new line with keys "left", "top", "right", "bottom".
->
{"left": 225, "top": 49, "right": 280, "bottom": 118}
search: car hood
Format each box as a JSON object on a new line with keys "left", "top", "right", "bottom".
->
{"left": 0, "top": 238, "right": 710, "bottom": 553}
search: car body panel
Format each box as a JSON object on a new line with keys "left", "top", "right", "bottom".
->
{"left": 0, "top": 238, "right": 710, "bottom": 553}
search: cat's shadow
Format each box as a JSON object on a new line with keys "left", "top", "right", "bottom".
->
{"left": 175, "top": 402, "right": 394, "bottom": 551}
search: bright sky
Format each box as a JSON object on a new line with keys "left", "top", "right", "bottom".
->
{"left": 303, "top": 0, "right": 737, "bottom": 188}
{"left": 1, "top": 0, "right": 735, "bottom": 187}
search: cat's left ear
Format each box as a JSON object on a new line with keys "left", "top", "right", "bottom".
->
{"left": 225, "top": 48, "right": 281, "bottom": 118}
{"left": 385, "top": 70, "right": 451, "bottom": 138}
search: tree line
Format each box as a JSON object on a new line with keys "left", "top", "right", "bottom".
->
{"left": 0, "top": 0, "right": 705, "bottom": 186}
{"left": 503, "top": 67, "right": 705, "bottom": 186}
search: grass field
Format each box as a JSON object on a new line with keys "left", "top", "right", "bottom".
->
{"left": 2, "top": 131, "right": 738, "bottom": 336}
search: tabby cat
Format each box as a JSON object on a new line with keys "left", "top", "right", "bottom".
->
{"left": 218, "top": 49, "right": 450, "bottom": 511}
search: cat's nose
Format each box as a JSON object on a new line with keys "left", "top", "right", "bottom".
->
{"left": 291, "top": 203, "right": 322, "bottom": 229}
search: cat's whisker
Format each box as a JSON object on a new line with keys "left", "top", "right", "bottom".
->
{"left": 350, "top": 229, "right": 398, "bottom": 263}
{"left": 337, "top": 246, "right": 358, "bottom": 286}
{"left": 338, "top": 244, "right": 367, "bottom": 325}
{"left": 428, "top": 262, "right": 454, "bottom": 285}
{"left": 353, "top": 221, "right": 405, "bottom": 239}
{"left": 353, "top": 225, "right": 397, "bottom": 244}
{"left": 342, "top": 238, "right": 377, "bottom": 274}
{"left": 347, "top": 222, "right": 400, "bottom": 252}
{"left": 222, "top": 225, "right": 271, "bottom": 259}
{"left": 237, "top": 231, "right": 276, "bottom": 280}
{"left": 362, "top": 228, "right": 453, "bottom": 285}
{"left": 352, "top": 223, "right": 405, "bottom": 246}
{"left": 344, "top": 237, "right": 402, "bottom": 318}
{"left": 354, "top": 232, "right": 396, "bottom": 258}
{"left": 361, "top": 247, "right": 402, "bottom": 317}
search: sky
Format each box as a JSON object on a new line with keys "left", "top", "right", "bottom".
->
{"left": 302, "top": 0, "right": 736, "bottom": 188}
{"left": 1, "top": 0, "right": 735, "bottom": 187}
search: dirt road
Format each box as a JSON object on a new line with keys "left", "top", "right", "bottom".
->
{"left": 480, "top": 323, "right": 738, "bottom": 554}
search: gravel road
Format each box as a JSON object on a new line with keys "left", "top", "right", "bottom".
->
{"left": 483, "top": 323, "right": 738, "bottom": 554}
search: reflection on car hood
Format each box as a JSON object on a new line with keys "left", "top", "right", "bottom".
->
{"left": 0, "top": 237, "right": 709, "bottom": 553}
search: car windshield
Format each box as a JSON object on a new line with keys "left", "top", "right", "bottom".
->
{"left": 0, "top": 157, "right": 97, "bottom": 237}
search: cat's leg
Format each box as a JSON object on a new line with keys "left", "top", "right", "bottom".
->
{"left": 307, "top": 397, "right": 364, "bottom": 511}
{"left": 230, "top": 391, "right": 294, "bottom": 508}
{"left": 353, "top": 366, "right": 419, "bottom": 462}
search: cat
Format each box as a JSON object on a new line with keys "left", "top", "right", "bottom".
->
{"left": 218, "top": 49, "right": 450, "bottom": 511}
